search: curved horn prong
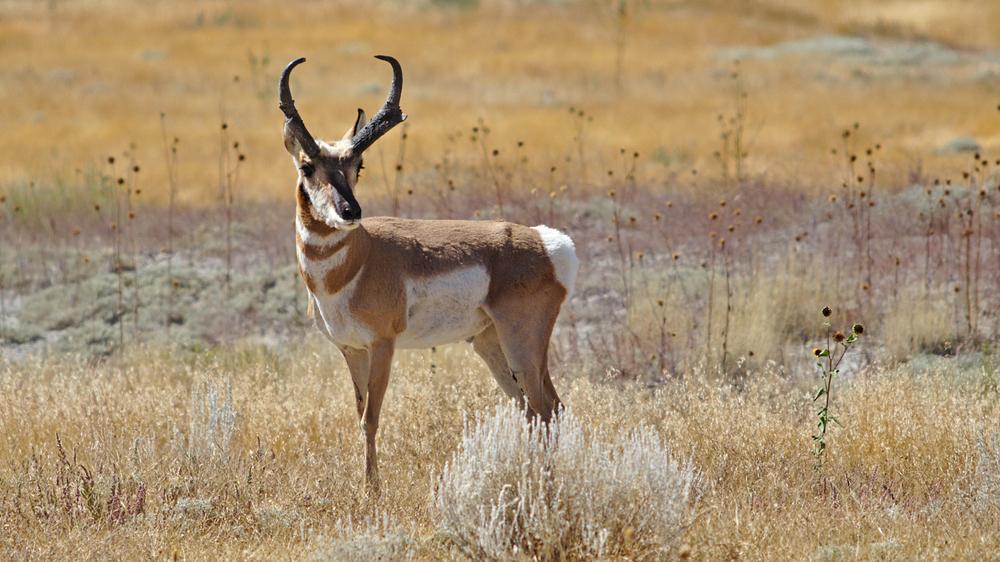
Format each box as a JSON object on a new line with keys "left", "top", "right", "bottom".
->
{"left": 279, "top": 57, "right": 321, "bottom": 159}
{"left": 351, "top": 55, "right": 407, "bottom": 154}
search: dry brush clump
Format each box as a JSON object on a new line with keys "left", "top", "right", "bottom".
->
{"left": 314, "top": 513, "right": 417, "bottom": 562}
{"left": 432, "top": 401, "right": 698, "bottom": 561}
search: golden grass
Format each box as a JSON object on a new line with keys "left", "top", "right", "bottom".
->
{"left": 5, "top": 1, "right": 1000, "bottom": 559}
{"left": 2, "top": 341, "right": 998, "bottom": 560}
{"left": 3, "top": 0, "right": 1000, "bottom": 206}
{"left": 882, "top": 289, "right": 956, "bottom": 359}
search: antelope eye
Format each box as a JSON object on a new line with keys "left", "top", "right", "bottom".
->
{"left": 299, "top": 163, "right": 315, "bottom": 177}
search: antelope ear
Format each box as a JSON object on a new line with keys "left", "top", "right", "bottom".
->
{"left": 343, "top": 108, "right": 367, "bottom": 140}
{"left": 283, "top": 124, "right": 303, "bottom": 157}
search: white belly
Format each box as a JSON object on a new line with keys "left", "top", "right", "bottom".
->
{"left": 396, "top": 265, "right": 492, "bottom": 349}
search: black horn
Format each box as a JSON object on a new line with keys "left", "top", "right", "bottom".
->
{"left": 350, "top": 55, "right": 407, "bottom": 154}
{"left": 278, "top": 57, "right": 321, "bottom": 159}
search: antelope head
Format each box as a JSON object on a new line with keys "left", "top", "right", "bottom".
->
{"left": 279, "top": 55, "right": 406, "bottom": 230}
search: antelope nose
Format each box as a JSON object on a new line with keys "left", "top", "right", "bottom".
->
{"left": 340, "top": 204, "right": 361, "bottom": 221}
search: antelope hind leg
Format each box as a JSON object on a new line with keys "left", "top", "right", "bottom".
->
{"left": 472, "top": 323, "right": 525, "bottom": 404}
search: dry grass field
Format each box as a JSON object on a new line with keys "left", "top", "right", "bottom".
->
{"left": 3, "top": 0, "right": 1000, "bottom": 560}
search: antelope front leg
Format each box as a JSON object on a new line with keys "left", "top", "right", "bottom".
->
{"left": 339, "top": 346, "right": 370, "bottom": 421}
{"left": 362, "top": 338, "right": 395, "bottom": 497}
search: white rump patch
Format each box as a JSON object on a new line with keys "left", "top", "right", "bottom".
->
{"left": 532, "top": 225, "right": 578, "bottom": 295}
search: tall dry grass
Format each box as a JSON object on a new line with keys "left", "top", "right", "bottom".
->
{"left": 1, "top": 342, "right": 998, "bottom": 560}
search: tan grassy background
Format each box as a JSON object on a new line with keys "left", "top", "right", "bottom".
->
{"left": 3, "top": 0, "right": 999, "bottom": 204}
{"left": 4, "top": 1, "right": 1000, "bottom": 560}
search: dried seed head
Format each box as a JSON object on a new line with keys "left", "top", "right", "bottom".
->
{"left": 822, "top": 306, "right": 832, "bottom": 317}
{"left": 852, "top": 323, "right": 864, "bottom": 335}
{"left": 833, "top": 331, "right": 845, "bottom": 342}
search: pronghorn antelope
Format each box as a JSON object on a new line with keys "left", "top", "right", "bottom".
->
{"left": 280, "top": 56, "right": 578, "bottom": 493}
